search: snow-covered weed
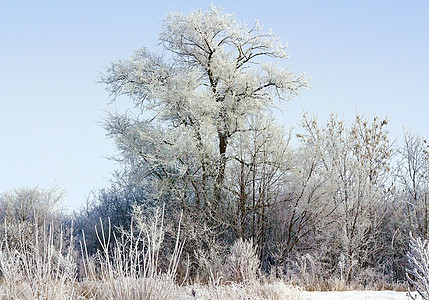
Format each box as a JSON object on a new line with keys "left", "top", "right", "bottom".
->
{"left": 76, "top": 206, "right": 185, "bottom": 299}
{"left": 0, "top": 221, "right": 77, "bottom": 299}
{"left": 226, "top": 238, "right": 260, "bottom": 283}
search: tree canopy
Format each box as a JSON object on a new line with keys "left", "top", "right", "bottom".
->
{"left": 101, "top": 6, "right": 309, "bottom": 216}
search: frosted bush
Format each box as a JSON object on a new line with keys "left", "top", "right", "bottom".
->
{"left": 0, "top": 222, "right": 77, "bottom": 300}
{"left": 226, "top": 238, "right": 260, "bottom": 283}
{"left": 406, "top": 233, "right": 429, "bottom": 300}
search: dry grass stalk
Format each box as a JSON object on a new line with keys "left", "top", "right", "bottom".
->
{"left": 0, "top": 220, "right": 77, "bottom": 299}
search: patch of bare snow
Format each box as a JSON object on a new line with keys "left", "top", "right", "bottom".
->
{"left": 300, "top": 290, "right": 417, "bottom": 300}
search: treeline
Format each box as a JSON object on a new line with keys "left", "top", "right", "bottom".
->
{"left": 73, "top": 112, "right": 428, "bottom": 289}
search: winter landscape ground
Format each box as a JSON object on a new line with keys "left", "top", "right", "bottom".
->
{"left": 301, "top": 291, "right": 414, "bottom": 300}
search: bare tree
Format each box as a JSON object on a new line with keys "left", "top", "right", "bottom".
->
{"left": 397, "top": 130, "right": 429, "bottom": 238}
{"left": 227, "top": 114, "right": 292, "bottom": 260}
{"left": 297, "top": 113, "right": 393, "bottom": 284}
{"left": 272, "top": 128, "right": 338, "bottom": 268}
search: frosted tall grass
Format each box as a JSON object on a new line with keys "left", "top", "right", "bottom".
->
{"left": 0, "top": 221, "right": 77, "bottom": 299}
{"left": 0, "top": 206, "right": 301, "bottom": 299}
{"left": 76, "top": 206, "right": 185, "bottom": 299}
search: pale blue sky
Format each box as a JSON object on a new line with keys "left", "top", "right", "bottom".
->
{"left": 1, "top": 1, "right": 428, "bottom": 211}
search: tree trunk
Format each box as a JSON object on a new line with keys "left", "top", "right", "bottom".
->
{"left": 215, "top": 132, "right": 228, "bottom": 204}
{"left": 240, "top": 160, "right": 246, "bottom": 239}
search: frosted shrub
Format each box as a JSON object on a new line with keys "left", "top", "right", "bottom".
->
{"left": 289, "top": 253, "right": 326, "bottom": 290}
{"left": 0, "top": 186, "right": 65, "bottom": 253}
{"left": 226, "top": 239, "right": 260, "bottom": 283}
{"left": 0, "top": 222, "right": 77, "bottom": 300}
{"left": 407, "top": 233, "right": 429, "bottom": 300}
{"left": 195, "top": 246, "right": 226, "bottom": 284}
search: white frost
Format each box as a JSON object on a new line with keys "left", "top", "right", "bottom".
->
{"left": 301, "top": 290, "right": 417, "bottom": 300}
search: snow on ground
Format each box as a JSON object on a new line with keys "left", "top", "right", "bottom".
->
{"left": 300, "top": 290, "right": 417, "bottom": 300}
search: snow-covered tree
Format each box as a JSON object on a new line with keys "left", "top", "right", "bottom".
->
{"left": 101, "top": 7, "right": 309, "bottom": 230}
{"left": 298, "top": 113, "right": 393, "bottom": 284}
{"left": 397, "top": 131, "right": 429, "bottom": 238}
{"left": 272, "top": 122, "right": 338, "bottom": 267}
{"left": 226, "top": 114, "right": 292, "bottom": 259}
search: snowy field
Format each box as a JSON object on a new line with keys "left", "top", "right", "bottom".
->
{"left": 301, "top": 290, "right": 416, "bottom": 300}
